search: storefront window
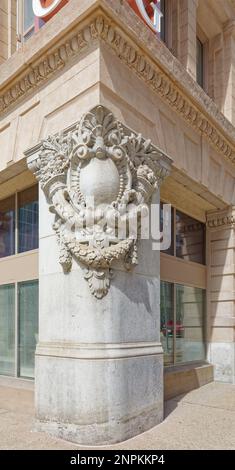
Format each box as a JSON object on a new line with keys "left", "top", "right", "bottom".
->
{"left": 176, "top": 210, "right": 205, "bottom": 265}
{"left": 0, "top": 284, "right": 15, "bottom": 376}
{"left": 0, "top": 185, "right": 38, "bottom": 258}
{"left": 0, "top": 196, "right": 15, "bottom": 258}
{"left": 160, "top": 281, "right": 206, "bottom": 365}
{"left": 18, "top": 185, "right": 39, "bottom": 253}
{"left": 19, "top": 280, "right": 39, "bottom": 378}
{"left": 175, "top": 285, "right": 206, "bottom": 363}
{"left": 160, "top": 281, "right": 174, "bottom": 365}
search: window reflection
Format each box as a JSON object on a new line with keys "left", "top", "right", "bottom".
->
{"left": 175, "top": 285, "right": 206, "bottom": 363}
{"left": 160, "top": 281, "right": 174, "bottom": 365}
{"left": 18, "top": 185, "right": 39, "bottom": 253}
{"left": 0, "top": 196, "right": 15, "bottom": 258}
{"left": 19, "top": 280, "right": 39, "bottom": 378}
{"left": 160, "top": 281, "right": 206, "bottom": 365}
{"left": 176, "top": 210, "right": 205, "bottom": 264}
{"left": 0, "top": 284, "right": 15, "bottom": 376}
{"left": 23, "top": 0, "right": 35, "bottom": 40}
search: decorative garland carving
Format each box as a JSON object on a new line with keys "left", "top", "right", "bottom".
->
{"left": 1, "top": 13, "right": 235, "bottom": 164}
{"left": 27, "top": 105, "right": 171, "bottom": 298}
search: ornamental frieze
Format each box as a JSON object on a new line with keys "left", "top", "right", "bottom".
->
{"left": 1, "top": 12, "right": 235, "bottom": 165}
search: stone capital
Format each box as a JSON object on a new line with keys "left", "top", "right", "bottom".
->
{"left": 26, "top": 105, "right": 172, "bottom": 298}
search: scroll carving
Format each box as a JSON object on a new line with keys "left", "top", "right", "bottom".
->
{"left": 27, "top": 106, "right": 171, "bottom": 298}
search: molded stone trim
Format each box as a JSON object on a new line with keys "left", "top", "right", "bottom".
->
{"left": 36, "top": 341, "right": 163, "bottom": 359}
{"left": 0, "top": 8, "right": 234, "bottom": 165}
{"left": 207, "top": 207, "right": 235, "bottom": 228}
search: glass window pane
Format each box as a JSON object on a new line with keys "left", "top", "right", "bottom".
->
{"left": 176, "top": 210, "right": 205, "bottom": 264}
{"left": 160, "top": 281, "right": 174, "bottom": 365}
{"left": 160, "top": 0, "right": 165, "bottom": 41}
{"left": 18, "top": 185, "right": 39, "bottom": 253}
{"left": 19, "top": 280, "right": 38, "bottom": 378}
{"left": 0, "top": 196, "right": 15, "bottom": 258}
{"left": 160, "top": 202, "right": 174, "bottom": 256}
{"left": 175, "top": 285, "right": 206, "bottom": 364}
{"left": 24, "top": 0, "right": 35, "bottom": 31}
{"left": 0, "top": 284, "right": 15, "bottom": 376}
{"left": 196, "top": 37, "right": 204, "bottom": 88}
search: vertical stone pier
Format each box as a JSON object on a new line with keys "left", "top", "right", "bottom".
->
{"left": 26, "top": 105, "right": 172, "bottom": 445}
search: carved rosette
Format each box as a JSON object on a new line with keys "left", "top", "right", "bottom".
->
{"left": 27, "top": 106, "right": 171, "bottom": 298}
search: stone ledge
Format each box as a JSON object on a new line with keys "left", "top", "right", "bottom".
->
{"left": 164, "top": 363, "right": 214, "bottom": 400}
{"left": 0, "top": 1, "right": 234, "bottom": 166}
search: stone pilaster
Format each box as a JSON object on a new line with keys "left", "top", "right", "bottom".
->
{"left": 207, "top": 207, "right": 235, "bottom": 383}
{"left": 0, "top": 0, "right": 16, "bottom": 64}
{"left": 26, "top": 105, "right": 172, "bottom": 445}
{"left": 223, "top": 21, "right": 235, "bottom": 125}
{"left": 179, "top": 0, "right": 198, "bottom": 80}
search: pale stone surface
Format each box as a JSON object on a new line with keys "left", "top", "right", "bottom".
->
{"left": 207, "top": 207, "right": 235, "bottom": 384}
{"left": 27, "top": 106, "right": 171, "bottom": 445}
{"left": 35, "top": 355, "right": 163, "bottom": 445}
{"left": 209, "top": 343, "right": 235, "bottom": 383}
{"left": 35, "top": 236, "right": 163, "bottom": 444}
{"left": 0, "top": 382, "right": 234, "bottom": 449}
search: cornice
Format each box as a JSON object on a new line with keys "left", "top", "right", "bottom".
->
{"left": 207, "top": 209, "right": 235, "bottom": 228}
{"left": 0, "top": 8, "right": 235, "bottom": 165}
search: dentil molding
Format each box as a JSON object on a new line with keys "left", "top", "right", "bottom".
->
{"left": 207, "top": 211, "right": 235, "bottom": 228}
{"left": 1, "top": 12, "right": 235, "bottom": 165}
{"left": 26, "top": 105, "right": 171, "bottom": 298}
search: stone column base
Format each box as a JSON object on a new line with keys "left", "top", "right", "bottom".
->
{"left": 35, "top": 343, "right": 163, "bottom": 445}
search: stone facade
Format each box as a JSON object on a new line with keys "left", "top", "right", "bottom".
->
{"left": 0, "top": 0, "right": 234, "bottom": 444}
{"left": 25, "top": 105, "right": 171, "bottom": 444}
{"left": 207, "top": 208, "right": 235, "bottom": 383}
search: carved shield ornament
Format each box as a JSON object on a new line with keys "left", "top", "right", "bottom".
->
{"left": 27, "top": 106, "right": 171, "bottom": 298}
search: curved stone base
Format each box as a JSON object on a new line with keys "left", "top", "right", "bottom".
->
{"left": 35, "top": 406, "right": 162, "bottom": 446}
{"left": 35, "top": 348, "right": 163, "bottom": 445}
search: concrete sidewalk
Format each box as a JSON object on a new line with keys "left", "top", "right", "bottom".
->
{"left": 0, "top": 381, "right": 234, "bottom": 450}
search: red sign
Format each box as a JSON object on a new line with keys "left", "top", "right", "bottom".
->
{"left": 128, "top": 0, "right": 163, "bottom": 33}
{"left": 33, "top": 0, "right": 163, "bottom": 32}
{"left": 32, "top": 0, "right": 68, "bottom": 21}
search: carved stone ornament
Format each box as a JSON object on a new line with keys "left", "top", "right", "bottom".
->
{"left": 27, "top": 106, "right": 171, "bottom": 298}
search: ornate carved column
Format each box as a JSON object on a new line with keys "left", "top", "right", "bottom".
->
{"left": 26, "top": 105, "right": 172, "bottom": 445}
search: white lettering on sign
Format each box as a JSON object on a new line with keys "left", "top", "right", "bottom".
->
{"left": 32, "top": 0, "right": 63, "bottom": 18}
{"left": 32, "top": 0, "right": 163, "bottom": 33}
{"left": 134, "top": 0, "right": 163, "bottom": 33}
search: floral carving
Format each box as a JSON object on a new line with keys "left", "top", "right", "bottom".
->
{"left": 27, "top": 106, "right": 171, "bottom": 298}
